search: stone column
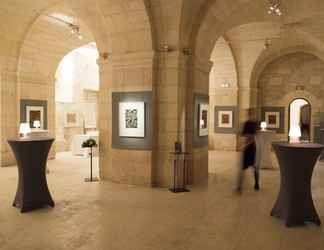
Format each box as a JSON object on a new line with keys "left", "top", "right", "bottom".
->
{"left": 186, "top": 56, "right": 213, "bottom": 184}
{"left": 98, "top": 51, "right": 155, "bottom": 186}
{"left": 153, "top": 51, "right": 188, "bottom": 187}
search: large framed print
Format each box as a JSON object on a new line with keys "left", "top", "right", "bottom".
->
{"left": 198, "top": 103, "right": 208, "bottom": 137}
{"left": 119, "top": 102, "right": 145, "bottom": 138}
{"left": 26, "top": 106, "right": 44, "bottom": 129}
{"left": 265, "top": 111, "right": 280, "bottom": 129}
{"left": 218, "top": 110, "right": 233, "bottom": 128}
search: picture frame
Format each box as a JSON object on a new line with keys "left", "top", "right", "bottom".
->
{"left": 112, "top": 91, "right": 152, "bottom": 150}
{"left": 64, "top": 111, "right": 80, "bottom": 127}
{"left": 198, "top": 103, "right": 208, "bottom": 137}
{"left": 261, "top": 107, "right": 285, "bottom": 133}
{"left": 119, "top": 102, "right": 145, "bottom": 138}
{"left": 20, "top": 99, "right": 48, "bottom": 130}
{"left": 265, "top": 111, "right": 280, "bottom": 129}
{"left": 26, "top": 106, "right": 44, "bottom": 130}
{"left": 218, "top": 110, "right": 233, "bottom": 128}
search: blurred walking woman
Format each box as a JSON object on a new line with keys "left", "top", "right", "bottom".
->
{"left": 236, "top": 118, "right": 260, "bottom": 192}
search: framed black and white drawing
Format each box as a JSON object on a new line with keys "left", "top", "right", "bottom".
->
{"left": 119, "top": 102, "right": 145, "bottom": 138}
{"left": 26, "top": 106, "right": 44, "bottom": 129}
{"left": 218, "top": 110, "right": 233, "bottom": 128}
{"left": 198, "top": 103, "right": 208, "bottom": 137}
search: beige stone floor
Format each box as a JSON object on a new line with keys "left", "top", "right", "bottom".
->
{"left": 1, "top": 151, "right": 324, "bottom": 250}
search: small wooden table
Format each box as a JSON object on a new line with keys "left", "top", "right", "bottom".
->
{"left": 271, "top": 141, "right": 324, "bottom": 227}
{"left": 7, "top": 137, "right": 55, "bottom": 213}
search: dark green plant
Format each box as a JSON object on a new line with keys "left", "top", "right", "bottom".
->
{"left": 82, "top": 138, "right": 97, "bottom": 148}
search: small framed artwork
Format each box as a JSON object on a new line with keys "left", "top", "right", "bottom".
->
{"left": 198, "top": 103, "right": 208, "bottom": 137}
{"left": 119, "top": 102, "right": 145, "bottom": 138}
{"left": 265, "top": 111, "right": 280, "bottom": 129}
{"left": 218, "top": 110, "right": 233, "bottom": 128}
{"left": 261, "top": 107, "right": 284, "bottom": 133}
{"left": 26, "top": 106, "right": 44, "bottom": 129}
{"left": 20, "top": 99, "right": 48, "bottom": 129}
{"left": 64, "top": 112, "right": 80, "bottom": 127}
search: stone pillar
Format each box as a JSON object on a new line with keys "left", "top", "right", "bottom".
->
{"left": 153, "top": 51, "right": 188, "bottom": 187}
{"left": 98, "top": 51, "right": 155, "bottom": 186}
{"left": 186, "top": 56, "right": 213, "bottom": 184}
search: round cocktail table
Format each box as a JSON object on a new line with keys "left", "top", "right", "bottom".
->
{"left": 271, "top": 141, "right": 324, "bottom": 227}
{"left": 7, "top": 137, "right": 55, "bottom": 213}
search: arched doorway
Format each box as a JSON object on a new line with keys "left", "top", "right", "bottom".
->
{"left": 289, "top": 98, "right": 311, "bottom": 142}
{"left": 55, "top": 43, "right": 99, "bottom": 155}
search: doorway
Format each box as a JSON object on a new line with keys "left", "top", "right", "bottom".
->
{"left": 289, "top": 98, "right": 311, "bottom": 141}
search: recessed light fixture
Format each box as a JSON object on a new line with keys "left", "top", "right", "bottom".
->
{"left": 267, "top": 0, "right": 283, "bottom": 16}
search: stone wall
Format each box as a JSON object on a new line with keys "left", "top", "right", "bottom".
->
{"left": 258, "top": 52, "right": 324, "bottom": 141}
{"left": 209, "top": 37, "right": 238, "bottom": 151}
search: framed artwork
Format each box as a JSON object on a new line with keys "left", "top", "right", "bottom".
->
{"left": 198, "top": 103, "right": 208, "bottom": 137}
{"left": 20, "top": 99, "right": 48, "bottom": 129}
{"left": 119, "top": 102, "right": 145, "bottom": 138}
{"left": 64, "top": 111, "right": 80, "bottom": 127}
{"left": 26, "top": 106, "right": 44, "bottom": 129}
{"left": 112, "top": 91, "right": 152, "bottom": 150}
{"left": 261, "top": 107, "right": 284, "bottom": 133}
{"left": 265, "top": 111, "right": 280, "bottom": 129}
{"left": 218, "top": 110, "right": 233, "bottom": 128}
{"left": 214, "top": 106, "right": 237, "bottom": 134}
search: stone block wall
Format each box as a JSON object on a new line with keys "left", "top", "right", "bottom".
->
{"left": 258, "top": 52, "right": 324, "bottom": 141}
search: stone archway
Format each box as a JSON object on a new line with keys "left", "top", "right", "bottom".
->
{"left": 4, "top": 0, "right": 157, "bottom": 187}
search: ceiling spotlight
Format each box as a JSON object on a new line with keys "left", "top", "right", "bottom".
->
{"left": 45, "top": 14, "right": 83, "bottom": 40}
{"left": 267, "top": 0, "right": 283, "bottom": 16}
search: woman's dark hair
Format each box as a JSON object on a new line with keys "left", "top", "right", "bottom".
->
{"left": 242, "top": 120, "right": 259, "bottom": 135}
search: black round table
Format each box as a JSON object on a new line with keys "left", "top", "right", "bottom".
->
{"left": 271, "top": 141, "right": 324, "bottom": 227}
{"left": 7, "top": 137, "right": 55, "bottom": 213}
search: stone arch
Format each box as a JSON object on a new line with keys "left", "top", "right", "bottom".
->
{"left": 209, "top": 36, "right": 238, "bottom": 151}
{"left": 8, "top": 0, "right": 157, "bottom": 187}
{"left": 257, "top": 52, "right": 324, "bottom": 142}
{"left": 251, "top": 46, "right": 324, "bottom": 91}
{"left": 279, "top": 90, "right": 320, "bottom": 141}
{"left": 17, "top": 3, "right": 99, "bottom": 159}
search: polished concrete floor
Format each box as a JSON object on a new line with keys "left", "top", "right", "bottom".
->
{"left": 1, "top": 151, "right": 324, "bottom": 250}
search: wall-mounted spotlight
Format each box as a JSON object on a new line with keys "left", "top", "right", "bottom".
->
{"left": 100, "top": 52, "right": 109, "bottom": 60}
{"left": 161, "top": 44, "right": 172, "bottom": 52}
{"left": 182, "top": 48, "right": 192, "bottom": 56}
{"left": 220, "top": 80, "right": 231, "bottom": 88}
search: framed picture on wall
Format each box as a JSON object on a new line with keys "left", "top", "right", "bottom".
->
{"left": 119, "top": 102, "right": 145, "bottom": 138}
{"left": 218, "top": 110, "right": 233, "bottom": 128}
{"left": 198, "top": 103, "right": 208, "bottom": 137}
{"left": 64, "top": 112, "right": 80, "bottom": 127}
{"left": 265, "top": 111, "right": 280, "bottom": 129}
{"left": 26, "top": 106, "right": 44, "bottom": 129}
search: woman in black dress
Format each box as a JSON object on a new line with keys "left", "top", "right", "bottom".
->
{"left": 236, "top": 119, "right": 260, "bottom": 192}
